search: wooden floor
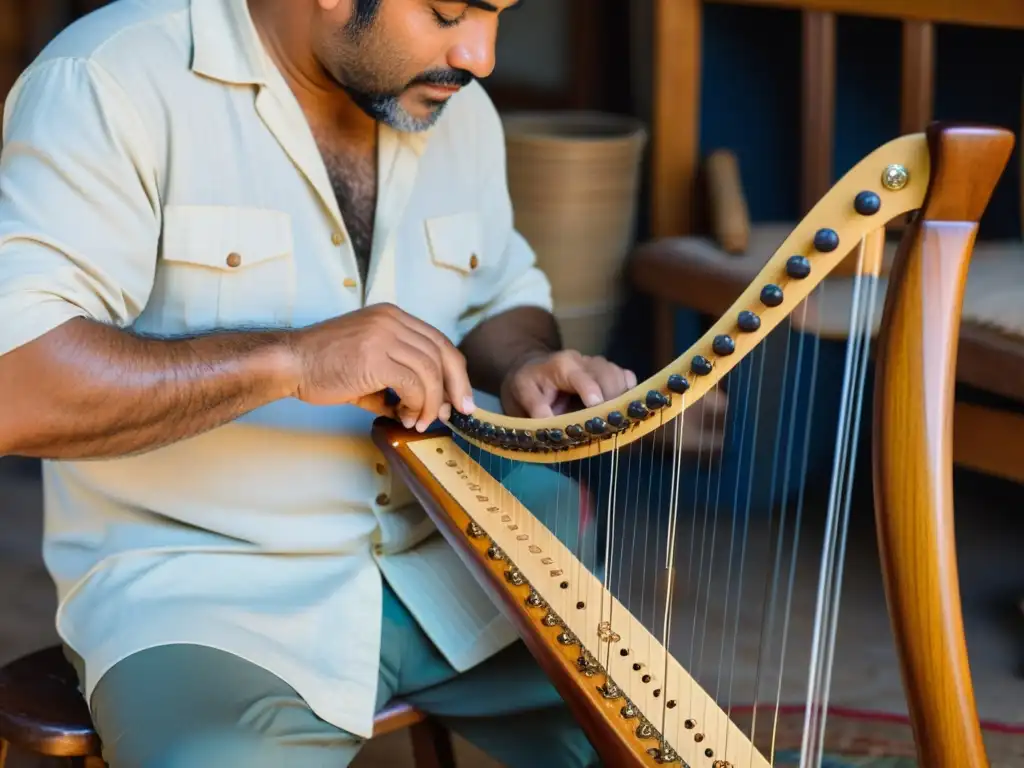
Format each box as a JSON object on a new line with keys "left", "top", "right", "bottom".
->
{"left": 1, "top": 457, "right": 1022, "bottom": 766}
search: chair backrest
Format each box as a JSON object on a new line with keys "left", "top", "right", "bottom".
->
{"left": 648, "top": 0, "right": 1024, "bottom": 239}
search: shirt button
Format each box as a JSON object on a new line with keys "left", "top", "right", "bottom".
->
{"left": 343, "top": 277, "right": 358, "bottom": 289}
{"left": 375, "top": 493, "right": 390, "bottom": 506}
{"left": 375, "top": 463, "right": 387, "bottom": 475}
{"left": 331, "top": 231, "right": 345, "bottom": 246}
{"left": 373, "top": 544, "right": 383, "bottom": 556}
{"left": 226, "top": 252, "right": 242, "bottom": 268}
{"left": 469, "top": 253, "right": 479, "bottom": 270}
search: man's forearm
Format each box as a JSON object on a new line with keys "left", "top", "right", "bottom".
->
{"left": 0, "top": 317, "right": 298, "bottom": 460}
{"left": 459, "top": 306, "right": 561, "bottom": 396}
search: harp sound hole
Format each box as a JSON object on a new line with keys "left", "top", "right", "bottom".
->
{"left": 619, "top": 649, "right": 629, "bottom": 656}
{"left": 576, "top": 601, "right": 585, "bottom": 609}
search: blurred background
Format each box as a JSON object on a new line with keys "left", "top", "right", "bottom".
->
{"left": 2, "top": 1, "right": 1024, "bottom": 766}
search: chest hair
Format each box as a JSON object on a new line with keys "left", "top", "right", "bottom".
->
{"left": 320, "top": 143, "right": 378, "bottom": 284}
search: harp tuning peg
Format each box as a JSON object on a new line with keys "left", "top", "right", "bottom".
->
{"left": 667, "top": 373, "right": 690, "bottom": 393}
{"left": 690, "top": 355, "right": 713, "bottom": 376}
{"left": 711, "top": 334, "right": 736, "bottom": 356}
{"left": 645, "top": 390, "right": 670, "bottom": 409}
{"left": 760, "top": 284, "right": 784, "bottom": 307}
{"left": 786, "top": 255, "right": 812, "bottom": 279}
{"left": 627, "top": 400, "right": 649, "bottom": 419}
{"left": 737, "top": 310, "right": 761, "bottom": 331}
{"left": 854, "top": 189, "right": 881, "bottom": 215}
{"left": 813, "top": 227, "right": 840, "bottom": 252}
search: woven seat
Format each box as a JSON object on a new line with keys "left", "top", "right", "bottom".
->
{"left": 0, "top": 645, "right": 454, "bottom": 767}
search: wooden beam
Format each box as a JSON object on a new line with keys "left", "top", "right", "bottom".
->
{"left": 651, "top": 0, "right": 702, "bottom": 238}
{"left": 900, "top": 20, "right": 935, "bottom": 134}
{"left": 705, "top": 0, "right": 1024, "bottom": 31}
{"left": 801, "top": 11, "right": 836, "bottom": 214}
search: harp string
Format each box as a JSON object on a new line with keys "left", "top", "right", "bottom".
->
{"left": 769, "top": 294, "right": 824, "bottom": 762}
{"left": 657, "top": 412, "right": 685, "bottom": 735}
{"left": 800, "top": 238, "right": 881, "bottom": 767}
{"left": 696, "top": 382, "right": 729, "bottom": 734}
{"left": 723, "top": 340, "right": 769, "bottom": 763}
{"left": 453, "top": 235, "right": 881, "bottom": 766}
{"left": 747, "top": 292, "right": 801, "bottom": 752}
{"left": 684, "top": 390, "right": 711, "bottom": 716}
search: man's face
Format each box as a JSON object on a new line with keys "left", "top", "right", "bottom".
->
{"left": 314, "top": 0, "right": 520, "bottom": 132}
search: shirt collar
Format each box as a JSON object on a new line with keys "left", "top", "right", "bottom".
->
{"left": 190, "top": 0, "right": 434, "bottom": 155}
{"left": 190, "top": 0, "right": 269, "bottom": 86}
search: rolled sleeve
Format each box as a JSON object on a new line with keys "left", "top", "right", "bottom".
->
{"left": 455, "top": 88, "right": 553, "bottom": 342}
{"left": 0, "top": 57, "right": 161, "bottom": 357}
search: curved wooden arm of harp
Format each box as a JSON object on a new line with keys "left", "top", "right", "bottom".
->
{"left": 441, "top": 132, "right": 936, "bottom": 463}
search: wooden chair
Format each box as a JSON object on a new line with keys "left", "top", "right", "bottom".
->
{"left": 636, "top": 0, "right": 1024, "bottom": 488}
{"left": 0, "top": 645, "right": 456, "bottom": 768}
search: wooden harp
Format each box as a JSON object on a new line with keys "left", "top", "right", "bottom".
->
{"left": 374, "top": 123, "right": 1014, "bottom": 767}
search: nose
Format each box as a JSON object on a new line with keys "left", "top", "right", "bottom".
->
{"left": 447, "top": 20, "right": 497, "bottom": 80}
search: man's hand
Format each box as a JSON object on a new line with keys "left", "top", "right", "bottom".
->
{"left": 499, "top": 350, "right": 638, "bottom": 418}
{"left": 290, "top": 303, "right": 475, "bottom": 431}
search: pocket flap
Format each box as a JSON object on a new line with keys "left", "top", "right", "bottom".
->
{"left": 424, "top": 212, "right": 483, "bottom": 275}
{"left": 161, "top": 205, "right": 293, "bottom": 271}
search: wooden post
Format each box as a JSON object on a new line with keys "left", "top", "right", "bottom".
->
{"left": 651, "top": 0, "right": 702, "bottom": 238}
{"left": 800, "top": 10, "right": 836, "bottom": 215}
{"left": 900, "top": 19, "right": 935, "bottom": 133}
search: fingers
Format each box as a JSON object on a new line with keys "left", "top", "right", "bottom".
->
{"left": 586, "top": 356, "right": 634, "bottom": 401}
{"left": 509, "top": 351, "right": 640, "bottom": 417}
{"left": 390, "top": 309, "right": 475, "bottom": 416}
{"left": 507, "top": 376, "right": 556, "bottom": 418}
{"left": 385, "top": 341, "right": 443, "bottom": 431}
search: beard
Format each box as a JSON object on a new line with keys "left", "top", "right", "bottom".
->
{"left": 322, "top": 19, "right": 474, "bottom": 133}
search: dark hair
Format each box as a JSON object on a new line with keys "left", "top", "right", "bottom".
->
{"left": 350, "top": 0, "right": 383, "bottom": 30}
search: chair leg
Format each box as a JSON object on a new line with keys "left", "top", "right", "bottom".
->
{"left": 409, "top": 718, "right": 456, "bottom": 768}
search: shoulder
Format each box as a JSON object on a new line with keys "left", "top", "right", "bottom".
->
{"left": 8, "top": 0, "right": 191, "bottom": 108}
{"left": 33, "top": 0, "right": 190, "bottom": 69}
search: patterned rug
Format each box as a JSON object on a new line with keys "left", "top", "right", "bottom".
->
{"left": 728, "top": 706, "right": 1024, "bottom": 767}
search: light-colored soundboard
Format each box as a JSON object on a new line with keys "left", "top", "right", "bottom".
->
{"left": 408, "top": 435, "right": 773, "bottom": 768}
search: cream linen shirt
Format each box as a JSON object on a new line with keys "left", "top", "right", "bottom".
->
{"left": 0, "top": 0, "right": 552, "bottom": 738}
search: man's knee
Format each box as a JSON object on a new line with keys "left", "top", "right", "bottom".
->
{"left": 87, "top": 644, "right": 360, "bottom": 767}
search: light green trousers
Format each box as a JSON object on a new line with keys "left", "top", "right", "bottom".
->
{"left": 77, "top": 464, "right": 602, "bottom": 768}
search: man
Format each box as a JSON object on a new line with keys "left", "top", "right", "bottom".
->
{"left": 0, "top": 0, "right": 639, "bottom": 766}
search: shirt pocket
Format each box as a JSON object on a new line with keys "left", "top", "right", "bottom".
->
{"left": 424, "top": 212, "right": 483, "bottom": 277}
{"left": 156, "top": 205, "right": 296, "bottom": 331}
